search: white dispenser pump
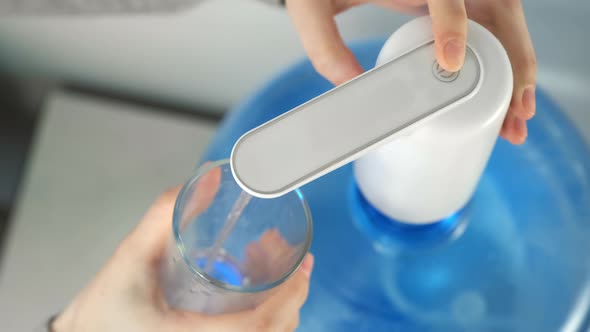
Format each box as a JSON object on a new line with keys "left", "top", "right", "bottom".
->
{"left": 231, "top": 17, "right": 512, "bottom": 224}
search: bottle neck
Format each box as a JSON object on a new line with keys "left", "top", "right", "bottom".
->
{"left": 349, "top": 181, "right": 470, "bottom": 255}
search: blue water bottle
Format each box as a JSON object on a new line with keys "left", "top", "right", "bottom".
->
{"left": 201, "top": 17, "right": 590, "bottom": 331}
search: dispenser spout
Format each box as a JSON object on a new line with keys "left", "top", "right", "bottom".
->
{"left": 231, "top": 17, "right": 512, "bottom": 225}
{"left": 231, "top": 41, "right": 481, "bottom": 199}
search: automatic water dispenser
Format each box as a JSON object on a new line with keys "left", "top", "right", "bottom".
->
{"left": 201, "top": 17, "right": 590, "bottom": 332}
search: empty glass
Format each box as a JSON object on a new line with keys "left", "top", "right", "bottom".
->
{"left": 160, "top": 159, "right": 312, "bottom": 314}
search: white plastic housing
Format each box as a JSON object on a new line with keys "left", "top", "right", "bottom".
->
{"left": 231, "top": 40, "right": 482, "bottom": 198}
{"left": 354, "top": 17, "right": 512, "bottom": 224}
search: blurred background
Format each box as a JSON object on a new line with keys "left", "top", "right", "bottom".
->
{"left": 0, "top": 0, "right": 588, "bottom": 330}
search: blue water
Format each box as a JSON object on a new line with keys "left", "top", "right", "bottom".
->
{"left": 200, "top": 39, "right": 590, "bottom": 331}
{"left": 195, "top": 257, "right": 243, "bottom": 286}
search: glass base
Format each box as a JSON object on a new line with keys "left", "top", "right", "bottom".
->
{"left": 195, "top": 255, "right": 244, "bottom": 287}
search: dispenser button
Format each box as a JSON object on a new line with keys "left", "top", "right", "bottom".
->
{"left": 432, "top": 61, "right": 460, "bottom": 82}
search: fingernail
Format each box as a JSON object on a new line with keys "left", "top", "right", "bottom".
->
{"left": 300, "top": 254, "right": 314, "bottom": 279}
{"left": 444, "top": 39, "right": 465, "bottom": 71}
{"left": 500, "top": 112, "right": 514, "bottom": 141}
{"left": 512, "top": 118, "right": 528, "bottom": 144}
{"left": 522, "top": 86, "right": 536, "bottom": 117}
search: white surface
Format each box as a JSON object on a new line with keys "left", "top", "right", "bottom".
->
{"left": 355, "top": 17, "right": 512, "bottom": 224}
{"left": 0, "top": 90, "right": 217, "bottom": 331}
{"left": 231, "top": 40, "right": 479, "bottom": 198}
{"left": 0, "top": 0, "right": 588, "bottom": 128}
{"left": 0, "top": 1, "right": 410, "bottom": 112}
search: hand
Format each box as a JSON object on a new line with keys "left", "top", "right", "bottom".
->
{"left": 285, "top": 0, "right": 536, "bottom": 145}
{"left": 53, "top": 167, "right": 314, "bottom": 332}
{"left": 244, "top": 228, "right": 304, "bottom": 285}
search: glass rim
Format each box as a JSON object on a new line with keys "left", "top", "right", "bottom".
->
{"left": 172, "top": 159, "right": 313, "bottom": 293}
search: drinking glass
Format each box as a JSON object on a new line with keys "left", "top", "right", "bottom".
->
{"left": 160, "top": 159, "right": 313, "bottom": 314}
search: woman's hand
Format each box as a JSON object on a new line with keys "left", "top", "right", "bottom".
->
{"left": 52, "top": 183, "right": 314, "bottom": 332}
{"left": 285, "top": 0, "right": 536, "bottom": 144}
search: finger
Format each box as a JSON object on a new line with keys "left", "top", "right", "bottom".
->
{"left": 244, "top": 242, "right": 269, "bottom": 283}
{"left": 427, "top": 0, "right": 468, "bottom": 72}
{"left": 500, "top": 113, "right": 527, "bottom": 145}
{"left": 251, "top": 254, "right": 313, "bottom": 331}
{"left": 286, "top": 0, "right": 364, "bottom": 85}
{"left": 180, "top": 164, "right": 222, "bottom": 231}
{"left": 163, "top": 309, "right": 256, "bottom": 332}
{"left": 164, "top": 254, "right": 314, "bottom": 332}
{"left": 499, "top": 111, "right": 512, "bottom": 139}
{"left": 120, "top": 184, "right": 183, "bottom": 260}
{"left": 259, "top": 228, "right": 280, "bottom": 248}
{"left": 260, "top": 229, "right": 296, "bottom": 279}
{"left": 486, "top": 1, "right": 537, "bottom": 121}
{"left": 259, "top": 228, "right": 290, "bottom": 254}
{"left": 256, "top": 253, "right": 314, "bottom": 315}
{"left": 125, "top": 163, "right": 221, "bottom": 259}
{"left": 371, "top": 0, "right": 427, "bottom": 14}
{"left": 510, "top": 117, "right": 528, "bottom": 145}
{"left": 285, "top": 313, "right": 301, "bottom": 332}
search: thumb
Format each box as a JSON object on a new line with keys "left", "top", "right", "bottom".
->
{"left": 125, "top": 162, "right": 221, "bottom": 260}
{"left": 427, "top": 0, "right": 468, "bottom": 72}
{"left": 161, "top": 309, "right": 256, "bottom": 332}
{"left": 252, "top": 253, "right": 314, "bottom": 331}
